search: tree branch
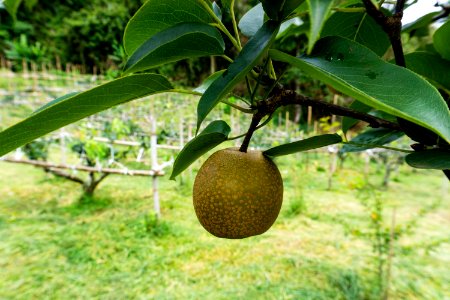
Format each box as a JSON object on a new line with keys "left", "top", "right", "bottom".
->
{"left": 238, "top": 88, "right": 402, "bottom": 151}
{"left": 362, "top": 0, "right": 449, "bottom": 180}
{"left": 268, "top": 90, "right": 401, "bottom": 130}
{"left": 432, "top": 5, "right": 450, "bottom": 22}
{"left": 395, "top": 0, "right": 406, "bottom": 14}
{"left": 362, "top": 0, "right": 406, "bottom": 67}
{"left": 45, "top": 168, "right": 85, "bottom": 184}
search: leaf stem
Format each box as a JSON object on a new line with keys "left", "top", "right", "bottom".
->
{"left": 343, "top": 141, "right": 413, "bottom": 153}
{"left": 221, "top": 99, "right": 255, "bottom": 114}
{"left": 199, "top": 0, "right": 241, "bottom": 50}
{"left": 231, "top": 94, "right": 252, "bottom": 106}
{"left": 230, "top": 0, "right": 242, "bottom": 49}
{"left": 228, "top": 113, "right": 275, "bottom": 141}
{"left": 251, "top": 58, "right": 270, "bottom": 104}
{"left": 245, "top": 76, "right": 254, "bottom": 97}
{"left": 170, "top": 89, "right": 203, "bottom": 96}
{"left": 272, "top": 90, "right": 402, "bottom": 131}
{"left": 221, "top": 55, "right": 234, "bottom": 63}
{"left": 267, "top": 59, "right": 277, "bottom": 80}
{"left": 362, "top": 0, "right": 405, "bottom": 67}
{"left": 172, "top": 89, "right": 254, "bottom": 113}
{"left": 239, "top": 113, "right": 264, "bottom": 152}
{"left": 332, "top": 7, "right": 366, "bottom": 12}
{"left": 227, "top": 132, "right": 247, "bottom": 141}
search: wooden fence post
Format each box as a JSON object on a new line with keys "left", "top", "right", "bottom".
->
{"left": 150, "top": 115, "right": 161, "bottom": 218}
{"left": 307, "top": 106, "right": 312, "bottom": 131}
{"left": 59, "top": 129, "right": 67, "bottom": 165}
{"left": 327, "top": 145, "right": 338, "bottom": 190}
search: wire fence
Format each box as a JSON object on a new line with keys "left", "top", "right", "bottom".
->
{"left": 3, "top": 66, "right": 433, "bottom": 215}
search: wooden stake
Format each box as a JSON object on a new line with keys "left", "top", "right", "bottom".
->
{"left": 31, "top": 62, "right": 38, "bottom": 91}
{"left": 22, "top": 59, "right": 28, "bottom": 78}
{"left": 331, "top": 94, "right": 339, "bottom": 124}
{"left": 307, "top": 106, "right": 312, "bottom": 131}
{"left": 150, "top": 115, "right": 161, "bottom": 218}
{"left": 56, "top": 56, "right": 62, "bottom": 71}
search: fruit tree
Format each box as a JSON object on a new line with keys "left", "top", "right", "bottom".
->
{"left": 1, "top": 0, "right": 449, "bottom": 238}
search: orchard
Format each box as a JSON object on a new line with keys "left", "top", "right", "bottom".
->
{"left": 0, "top": 0, "right": 449, "bottom": 298}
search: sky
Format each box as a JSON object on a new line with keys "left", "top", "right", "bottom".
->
{"left": 402, "top": 0, "right": 443, "bottom": 25}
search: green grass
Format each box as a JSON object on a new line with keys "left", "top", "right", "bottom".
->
{"left": 1, "top": 73, "right": 448, "bottom": 299}
{"left": 0, "top": 155, "right": 448, "bottom": 299}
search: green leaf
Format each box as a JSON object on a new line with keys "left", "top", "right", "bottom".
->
{"left": 4, "top": 0, "right": 22, "bottom": 19}
{"left": 306, "top": 0, "right": 335, "bottom": 53}
{"left": 405, "top": 149, "right": 450, "bottom": 170}
{"left": 342, "top": 100, "right": 372, "bottom": 134}
{"left": 264, "top": 134, "right": 342, "bottom": 157}
{"left": 260, "top": 0, "right": 305, "bottom": 20}
{"left": 259, "top": 0, "right": 284, "bottom": 20}
{"left": 221, "top": 0, "right": 232, "bottom": 9}
{"left": 196, "top": 20, "right": 280, "bottom": 132}
{"left": 269, "top": 36, "right": 450, "bottom": 143}
{"left": 124, "top": 23, "right": 224, "bottom": 74}
{"left": 212, "top": 2, "right": 222, "bottom": 20}
{"left": 243, "top": 11, "right": 304, "bottom": 40}
{"left": 170, "top": 120, "right": 231, "bottom": 179}
{"left": 193, "top": 70, "right": 226, "bottom": 94}
{"left": 340, "top": 128, "right": 404, "bottom": 153}
{"left": 123, "top": 0, "right": 213, "bottom": 55}
{"left": 278, "top": 17, "right": 304, "bottom": 39}
{"left": 239, "top": 3, "right": 265, "bottom": 37}
{"left": 277, "top": 18, "right": 309, "bottom": 42}
{"left": 405, "top": 51, "right": 450, "bottom": 91}
{"left": 434, "top": 20, "right": 450, "bottom": 61}
{"left": 321, "top": 12, "right": 390, "bottom": 57}
{"left": 0, "top": 74, "right": 173, "bottom": 157}
{"left": 281, "top": 0, "right": 306, "bottom": 18}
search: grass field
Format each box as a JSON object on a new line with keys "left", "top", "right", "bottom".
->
{"left": 1, "top": 151, "right": 448, "bottom": 299}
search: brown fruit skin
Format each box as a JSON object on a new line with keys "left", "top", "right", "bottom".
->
{"left": 193, "top": 147, "right": 283, "bottom": 239}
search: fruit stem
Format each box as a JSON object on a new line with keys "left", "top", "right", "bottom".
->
{"left": 239, "top": 113, "right": 263, "bottom": 152}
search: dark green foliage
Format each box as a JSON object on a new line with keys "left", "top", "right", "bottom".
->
{"left": 23, "top": 138, "right": 50, "bottom": 161}
{"left": 2, "top": 0, "right": 143, "bottom": 71}
{"left": 4, "top": 33, "right": 47, "bottom": 64}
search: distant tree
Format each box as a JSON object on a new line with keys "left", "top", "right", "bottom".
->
{"left": 1, "top": 0, "right": 143, "bottom": 71}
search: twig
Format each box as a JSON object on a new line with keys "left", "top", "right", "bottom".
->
{"left": 239, "top": 113, "right": 264, "bottom": 152}
{"left": 343, "top": 141, "right": 413, "bottom": 153}
{"left": 237, "top": 88, "right": 401, "bottom": 151}
{"left": 272, "top": 90, "right": 401, "bottom": 130}
{"left": 363, "top": 0, "right": 450, "bottom": 181}
{"left": 332, "top": 7, "right": 366, "bottom": 12}
{"left": 362, "top": 0, "right": 405, "bottom": 66}
{"left": 221, "top": 99, "right": 255, "bottom": 113}
{"left": 432, "top": 5, "right": 450, "bottom": 22}
{"left": 200, "top": 0, "right": 240, "bottom": 50}
{"left": 230, "top": 0, "right": 242, "bottom": 49}
{"left": 394, "top": 0, "right": 406, "bottom": 14}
